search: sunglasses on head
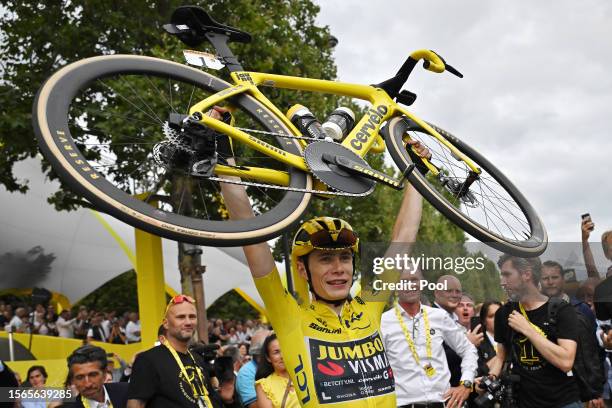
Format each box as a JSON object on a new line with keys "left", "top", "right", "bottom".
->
{"left": 165, "top": 294, "right": 195, "bottom": 313}
{"left": 301, "top": 228, "right": 358, "bottom": 250}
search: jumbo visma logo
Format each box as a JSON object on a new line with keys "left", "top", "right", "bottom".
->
{"left": 307, "top": 333, "right": 394, "bottom": 404}
{"left": 350, "top": 105, "right": 388, "bottom": 151}
{"left": 315, "top": 337, "right": 384, "bottom": 360}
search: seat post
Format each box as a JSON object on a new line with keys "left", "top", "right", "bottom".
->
{"left": 204, "top": 32, "right": 244, "bottom": 72}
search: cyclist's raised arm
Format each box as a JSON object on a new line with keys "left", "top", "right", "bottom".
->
{"left": 208, "top": 106, "right": 275, "bottom": 278}
{"left": 362, "top": 141, "right": 426, "bottom": 307}
{"left": 221, "top": 179, "right": 276, "bottom": 278}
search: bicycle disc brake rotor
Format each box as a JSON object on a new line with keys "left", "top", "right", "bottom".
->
{"left": 304, "top": 141, "right": 375, "bottom": 195}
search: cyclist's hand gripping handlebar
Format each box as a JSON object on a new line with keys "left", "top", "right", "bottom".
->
{"left": 410, "top": 49, "right": 463, "bottom": 78}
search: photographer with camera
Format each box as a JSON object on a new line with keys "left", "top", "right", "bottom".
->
{"left": 486, "top": 255, "right": 581, "bottom": 408}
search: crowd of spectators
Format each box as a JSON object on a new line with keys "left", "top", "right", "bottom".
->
{"left": 0, "top": 304, "right": 142, "bottom": 345}
{"left": 1, "top": 215, "right": 611, "bottom": 408}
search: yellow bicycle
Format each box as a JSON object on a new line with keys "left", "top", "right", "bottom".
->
{"left": 33, "top": 6, "right": 547, "bottom": 256}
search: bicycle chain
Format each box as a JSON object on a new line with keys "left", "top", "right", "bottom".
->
{"left": 233, "top": 126, "right": 323, "bottom": 141}
{"left": 200, "top": 174, "right": 372, "bottom": 197}
{"left": 163, "top": 122, "right": 367, "bottom": 196}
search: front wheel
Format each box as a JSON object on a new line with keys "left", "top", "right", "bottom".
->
{"left": 385, "top": 116, "right": 547, "bottom": 257}
{"left": 33, "top": 55, "right": 311, "bottom": 246}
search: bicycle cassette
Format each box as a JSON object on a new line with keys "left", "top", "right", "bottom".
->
{"left": 304, "top": 141, "right": 375, "bottom": 195}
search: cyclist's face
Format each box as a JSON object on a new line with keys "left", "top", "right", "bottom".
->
{"left": 540, "top": 266, "right": 564, "bottom": 297}
{"left": 300, "top": 249, "right": 353, "bottom": 301}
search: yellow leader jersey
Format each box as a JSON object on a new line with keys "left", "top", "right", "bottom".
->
{"left": 254, "top": 268, "right": 395, "bottom": 408}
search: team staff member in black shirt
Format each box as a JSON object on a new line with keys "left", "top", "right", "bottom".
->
{"left": 127, "top": 295, "right": 215, "bottom": 408}
{"left": 489, "top": 255, "right": 581, "bottom": 408}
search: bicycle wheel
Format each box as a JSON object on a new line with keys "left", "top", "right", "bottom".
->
{"left": 34, "top": 55, "right": 312, "bottom": 246}
{"left": 385, "top": 116, "right": 547, "bottom": 257}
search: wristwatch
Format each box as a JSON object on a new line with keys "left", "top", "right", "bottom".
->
{"left": 460, "top": 380, "right": 473, "bottom": 390}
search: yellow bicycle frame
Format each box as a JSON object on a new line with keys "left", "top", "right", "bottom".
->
{"left": 187, "top": 49, "right": 480, "bottom": 187}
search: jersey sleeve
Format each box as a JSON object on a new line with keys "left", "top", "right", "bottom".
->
{"left": 127, "top": 352, "right": 159, "bottom": 401}
{"left": 555, "top": 303, "right": 579, "bottom": 341}
{"left": 254, "top": 266, "right": 300, "bottom": 336}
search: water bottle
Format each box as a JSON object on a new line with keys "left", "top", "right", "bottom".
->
{"left": 286, "top": 104, "right": 327, "bottom": 140}
{"left": 322, "top": 107, "right": 355, "bottom": 141}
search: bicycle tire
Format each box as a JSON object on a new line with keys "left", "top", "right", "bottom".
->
{"left": 33, "top": 54, "right": 312, "bottom": 246}
{"left": 385, "top": 116, "right": 547, "bottom": 257}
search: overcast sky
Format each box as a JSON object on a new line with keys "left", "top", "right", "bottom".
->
{"left": 315, "top": 0, "right": 612, "bottom": 243}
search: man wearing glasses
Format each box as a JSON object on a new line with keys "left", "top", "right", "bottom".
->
{"left": 222, "top": 117, "right": 430, "bottom": 407}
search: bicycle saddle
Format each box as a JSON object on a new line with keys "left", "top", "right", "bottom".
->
{"left": 163, "top": 6, "right": 252, "bottom": 47}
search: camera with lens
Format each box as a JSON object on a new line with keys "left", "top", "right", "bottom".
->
{"left": 190, "top": 343, "right": 220, "bottom": 362}
{"left": 475, "top": 372, "right": 520, "bottom": 408}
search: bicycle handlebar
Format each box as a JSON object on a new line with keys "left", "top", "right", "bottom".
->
{"left": 410, "top": 49, "right": 463, "bottom": 78}
{"left": 410, "top": 49, "right": 445, "bottom": 73}
{"left": 376, "top": 49, "right": 463, "bottom": 101}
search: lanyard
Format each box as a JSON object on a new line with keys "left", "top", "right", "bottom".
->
{"left": 518, "top": 303, "right": 547, "bottom": 337}
{"left": 163, "top": 340, "right": 209, "bottom": 401}
{"left": 81, "top": 396, "right": 112, "bottom": 408}
{"left": 394, "top": 302, "right": 435, "bottom": 377}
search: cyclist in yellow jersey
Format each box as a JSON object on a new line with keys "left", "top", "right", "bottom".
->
{"left": 220, "top": 107, "right": 429, "bottom": 407}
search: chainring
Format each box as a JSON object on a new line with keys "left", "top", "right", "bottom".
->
{"left": 304, "top": 141, "right": 375, "bottom": 195}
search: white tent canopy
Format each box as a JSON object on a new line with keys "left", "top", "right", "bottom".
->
{"left": 0, "top": 158, "right": 270, "bottom": 310}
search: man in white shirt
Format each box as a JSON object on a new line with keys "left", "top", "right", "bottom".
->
{"left": 56, "top": 309, "right": 76, "bottom": 338}
{"left": 125, "top": 312, "right": 141, "bottom": 343}
{"left": 9, "top": 307, "right": 29, "bottom": 333}
{"left": 381, "top": 268, "right": 478, "bottom": 408}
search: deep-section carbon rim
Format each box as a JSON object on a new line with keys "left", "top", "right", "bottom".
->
{"left": 385, "top": 116, "right": 547, "bottom": 256}
{"left": 33, "top": 55, "right": 311, "bottom": 245}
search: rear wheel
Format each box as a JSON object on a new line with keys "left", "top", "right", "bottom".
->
{"left": 385, "top": 116, "right": 547, "bottom": 256}
{"left": 33, "top": 55, "right": 311, "bottom": 246}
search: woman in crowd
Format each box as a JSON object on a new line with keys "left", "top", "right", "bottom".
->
{"left": 255, "top": 334, "right": 298, "bottom": 408}
{"left": 477, "top": 300, "right": 502, "bottom": 369}
{"left": 22, "top": 365, "right": 47, "bottom": 408}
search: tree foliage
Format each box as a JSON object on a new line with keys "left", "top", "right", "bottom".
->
{"left": 0, "top": 0, "right": 502, "bottom": 305}
{"left": 73, "top": 269, "right": 139, "bottom": 315}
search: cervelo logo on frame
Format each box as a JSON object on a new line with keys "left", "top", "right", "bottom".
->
{"left": 350, "top": 105, "right": 388, "bottom": 150}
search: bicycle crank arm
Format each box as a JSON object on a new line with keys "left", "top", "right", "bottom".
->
{"left": 321, "top": 153, "right": 412, "bottom": 190}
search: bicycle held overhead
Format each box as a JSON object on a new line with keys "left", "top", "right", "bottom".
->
{"left": 32, "top": 5, "right": 547, "bottom": 257}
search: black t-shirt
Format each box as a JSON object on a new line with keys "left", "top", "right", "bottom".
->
{"left": 595, "top": 275, "right": 612, "bottom": 320}
{"left": 494, "top": 301, "right": 580, "bottom": 408}
{"left": 128, "top": 345, "right": 214, "bottom": 408}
